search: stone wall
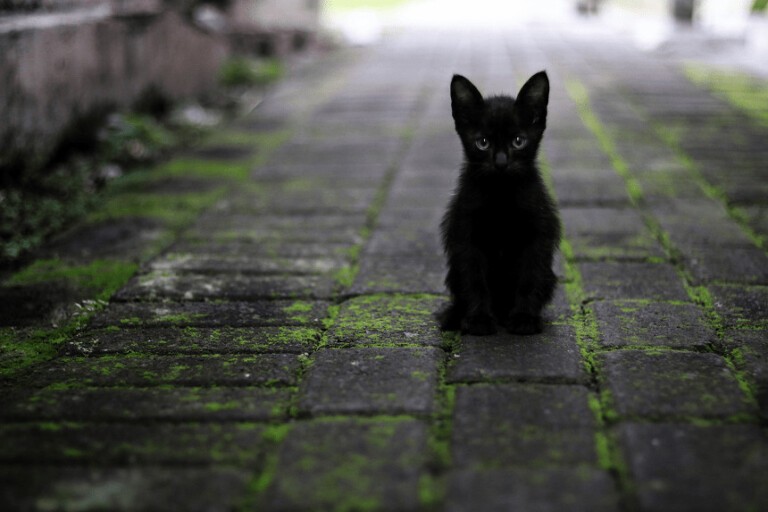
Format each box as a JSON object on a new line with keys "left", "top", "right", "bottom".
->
{"left": 0, "top": 1, "right": 227, "bottom": 173}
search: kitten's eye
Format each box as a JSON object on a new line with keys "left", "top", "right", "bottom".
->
{"left": 475, "top": 137, "right": 490, "bottom": 151}
{"left": 512, "top": 135, "right": 528, "bottom": 150}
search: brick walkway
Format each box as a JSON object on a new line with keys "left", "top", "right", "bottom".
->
{"left": 1, "top": 22, "right": 767, "bottom": 512}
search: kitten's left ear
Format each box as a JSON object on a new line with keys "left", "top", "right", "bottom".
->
{"left": 517, "top": 71, "right": 549, "bottom": 117}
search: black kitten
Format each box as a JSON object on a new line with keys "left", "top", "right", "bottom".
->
{"left": 440, "top": 72, "right": 561, "bottom": 335}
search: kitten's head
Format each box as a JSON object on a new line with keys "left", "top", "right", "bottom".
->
{"left": 450, "top": 72, "right": 549, "bottom": 175}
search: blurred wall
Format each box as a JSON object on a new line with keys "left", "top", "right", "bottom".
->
{"left": 0, "top": 0, "right": 229, "bottom": 174}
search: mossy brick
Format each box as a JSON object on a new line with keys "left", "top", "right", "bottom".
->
{"left": 550, "top": 170, "right": 632, "bottom": 207}
{"left": 0, "top": 423, "right": 266, "bottom": 465}
{"left": 350, "top": 256, "right": 446, "bottom": 295}
{"left": 88, "top": 300, "right": 329, "bottom": 328}
{"left": 188, "top": 212, "right": 368, "bottom": 245}
{"left": 114, "top": 272, "right": 336, "bottom": 301}
{"left": 271, "top": 135, "right": 402, "bottom": 166}
{"left": 261, "top": 418, "right": 428, "bottom": 511}
{"left": 0, "top": 466, "right": 251, "bottom": 512}
{"left": 448, "top": 325, "right": 587, "bottom": 384}
{"left": 723, "top": 329, "right": 768, "bottom": 418}
{"left": 23, "top": 353, "right": 301, "bottom": 388}
{"left": 451, "top": 384, "right": 599, "bottom": 468}
{"left": 597, "top": 350, "right": 754, "bottom": 419}
{"left": 681, "top": 246, "right": 768, "bottom": 285}
{"left": 170, "top": 240, "right": 352, "bottom": 259}
{"left": 578, "top": 262, "right": 689, "bottom": 301}
{"left": 649, "top": 199, "right": 756, "bottom": 249}
{"left": 364, "top": 211, "right": 444, "bottom": 258}
{"left": 560, "top": 207, "right": 664, "bottom": 261}
{"left": 185, "top": 145, "right": 256, "bottom": 161}
{"left": 617, "top": 423, "right": 768, "bottom": 512}
{"left": 0, "top": 387, "right": 291, "bottom": 422}
{"left": 328, "top": 294, "right": 446, "bottom": 347}
{"left": 445, "top": 467, "right": 619, "bottom": 512}
{"left": 235, "top": 186, "right": 378, "bottom": 215}
{"left": 709, "top": 284, "right": 768, "bottom": 330}
{"left": 593, "top": 300, "right": 716, "bottom": 349}
{"left": 37, "top": 217, "right": 167, "bottom": 263}
{"left": 63, "top": 327, "right": 319, "bottom": 355}
{"left": 0, "top": 282, "right": 90, "bottom": 328}
{"left": 149, "top": 253, "right": 347, "bottom": 275}
{"left": 298, "top": 347, "right": 442, "bottom": 416}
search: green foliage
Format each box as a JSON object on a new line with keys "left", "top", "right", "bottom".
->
{"left": 101, "top": 113, "right": 177, "bottom": 166}
{"left": 219, "top": 58, "right": 283, "bottom": 87}
{"left": 753, "top": 0, "right": 768, "bottom": 13}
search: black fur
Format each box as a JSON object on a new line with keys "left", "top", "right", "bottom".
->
{"left": 440, "top": 72, "right": 561, "bottom": 335}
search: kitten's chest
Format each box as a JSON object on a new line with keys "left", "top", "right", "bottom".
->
{"left": 472, "top": 204, "right": 536, "bottom": 250}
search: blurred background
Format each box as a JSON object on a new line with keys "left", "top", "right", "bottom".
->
{"left": 1, "top": 0, "right": 766, "bottom": 266}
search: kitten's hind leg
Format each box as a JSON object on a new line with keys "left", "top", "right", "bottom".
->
{"left": 438, "top": 301, "right": 464, "bottom": 331}
{"left": 504, "top": 270, "right": 556, "bottom": 335}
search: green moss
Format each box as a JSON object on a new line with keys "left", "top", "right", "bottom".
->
{"left": 684, "top": 64, "right": 768, "bottom": 126}
{"left": 6, "top": 259, "right": 137, "bottom": 300}
{"left": 88, "top": 188, "right": 226, "bottom": 228}
{"left": 219, "top": 57, "right": 283, "bottom": 87}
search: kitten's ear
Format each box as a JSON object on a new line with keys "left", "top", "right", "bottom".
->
{"left": 517, "top": 71, "right": 549, "bottom": 117}
{"left": 451, "top": 75, "right": 484, "bottom": 123}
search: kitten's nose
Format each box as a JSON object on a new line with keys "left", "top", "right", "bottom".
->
{"left": 494, "top": 151, "right": 508, "bottom": 169}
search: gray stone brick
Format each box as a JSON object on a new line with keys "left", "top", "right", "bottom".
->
{"left": 451, "top": 384, "right": 599, "bottom": 468}
{"left": 23, "top": 354, "right": 301, "bottom": 388}
{"left": 445, "top": 467, "right": 619, "bottom": 512}
{"left": 298, "top": 347, "right": 441, "bottom": 416}
{"left": 598, "top": 350, "right": 754, "bottom": 419}
{"left": 89, "top": 300, "right": 330, "bottom": 328}
{"left": 262, "top": 419, "right": 428, "bottom": 511}
{"left": 114, "top": 272, "right": 337, "bottom": 301}
{"left": 561, "top": 207, "right": 664, "bottom": 261}
{"left": 709, "top": 284, "right": 768, "bottom": 330}
{"left": 64, "top": 326, "right": 319, "bottom": 356}
{"left": 0, "top": 423, "right": 266, "bottom": 464}
{"left": 617, "top": 423, "right": 768, "bottom": 512}
{"left": 448, "top": 325, "right": 587, "bottom": 384}
{"left": 682, "top": 246, "right": 768, "bottom": 285}
{"left": 350, "top": 255, "right": 446, "bottom": 295}
{"left": 328, "top": 294, "right": 446, "bottom": 347}
{"left": 593, "top": 300, "right": 716, "bottom": 349}
{"left": 579, "top": 262, "right": 689, "bottom": 301}
{"left": 0, "top": 387, "right": 291, "bottom": 421}
{"left": 0, "top": 466, "right": 250, "bottom": 512}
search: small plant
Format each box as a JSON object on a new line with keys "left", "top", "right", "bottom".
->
{"left": 219, "top": 57, "right": 283, "bottom": 87}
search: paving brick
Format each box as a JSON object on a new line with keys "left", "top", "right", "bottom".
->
{"left": 593, "top": 300, "right": 716, "bottom": 349}
{"left": 579, "top": 262, "right": 689, "bottom": 301}
{"left": 650, "top": 199, "right": 756, "bottom": 249}
{"left": 561, "top": 207, "right": 664, "bottom": 261}
{"left": 451, "top": 384, "right": 598, "bottom": 468}
{"left": 0, "top": 423, "right": 266, "bottom": 464}
{"left": 682, "top": 246, "right": 768, "bottom": 285}
{"left": 617, "top": 423, "right": 768, "bottom": 512}
{"left": 0, "top": 387, "right": 291, "bottom": 421}
{"left": 724, "top": 329, "right": 768, "bottom": 418}
{"left": 22, "top": 354, "right": 301, "bottom": 388}
{"left": 598, "top": 350, "right": 753, "bottom": 419}
{"left": 550, "top": 169, "right": 632, "bottom": 207}
{"left": 115, "top": 272, "right": 337, "bottom": 301}
{"left": 0, "top": 466, "right": 250, "bottom": 512}
{"left": 89, "top": 300, "right": 330, "bottom": 328}
{"left": 328, "top": 294, "right": 446, "bottom": 347}
{"left": 448, "top": 325, "right": 587, "bottom": 384}
{"left": 709, "top": 284, "right": 768, "bottom": 330}
{"left": 445, "top": 467, "right": 619, "bottom": 512}
{"left": 63, "top": 326, "right": 319, "bottom": 355}
{"left": 148, "top": 253, "right": 347, "bottom": 274}
{"left": 350, "top": 255, "right": 446, "bottom": 295}
{"left": 261, "top": 419, "right": 428, "bottom": 511}
{"left": 298, "top": 347, "right": 442, "bottom": 416}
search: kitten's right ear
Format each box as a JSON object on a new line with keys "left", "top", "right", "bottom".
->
{"left": 451, "top": 75, "right": 484, "bottom": 123}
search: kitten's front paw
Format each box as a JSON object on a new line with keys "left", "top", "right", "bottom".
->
{"left": 505, "top": 314, "right": 543, "bottom": 335}
{"left": 462, "top": 313, "right": 497, "bottom": 336}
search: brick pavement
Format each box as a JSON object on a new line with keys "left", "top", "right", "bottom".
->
{"left": 1, "top": 23, "right": 767, "bottom": 512}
